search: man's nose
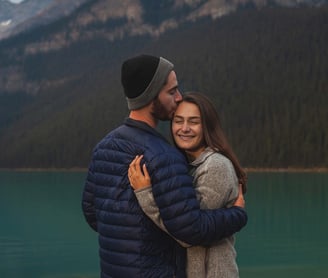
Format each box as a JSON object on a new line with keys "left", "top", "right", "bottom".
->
{"left": 175, "top": 90, "right": 183, "bottom": 102}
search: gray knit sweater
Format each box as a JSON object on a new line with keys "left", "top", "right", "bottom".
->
{"left": 135, "top": 148, "right": 239, "bottom": 278}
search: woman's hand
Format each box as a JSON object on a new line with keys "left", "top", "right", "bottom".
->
{"left": 128, "top": 155, "right": 151, "bottom": 190}
{"left": 233, "top": 184, "right": 245, "bottom": 208}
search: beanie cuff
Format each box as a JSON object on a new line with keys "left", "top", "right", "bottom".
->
{"left": 127, "top": 57, "right": 174, "bottom": 110}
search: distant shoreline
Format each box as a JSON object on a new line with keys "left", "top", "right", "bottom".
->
{"left": 245, "top": 167, "right": 328, "bottom": 173}
{"left": 0, "top": 168, "right": 88, "bottom": 172}
{"left": 1, "top": 167, "right": 328, "bottom": 173}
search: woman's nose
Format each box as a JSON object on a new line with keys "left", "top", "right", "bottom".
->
{"left": 181, "top": 122, "right": 190, "bottom": 132}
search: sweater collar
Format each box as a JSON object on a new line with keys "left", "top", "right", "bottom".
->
{"left": 190, "top": 147, "right": 215, "bottom": 167}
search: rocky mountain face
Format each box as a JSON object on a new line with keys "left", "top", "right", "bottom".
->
{"left": 1, "top": 0, "right": 327, "bottom": 42}
{"left": 0, "top": 0, "right": 327, "bottom": 95}
{"left": 0, "top": 0, "right": 89, "bottom": 40}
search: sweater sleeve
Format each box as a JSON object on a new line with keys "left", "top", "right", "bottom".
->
{"left": 194, "top": 154, "right": 239, "bottom": 210}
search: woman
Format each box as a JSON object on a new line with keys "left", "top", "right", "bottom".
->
{"left": 128, "top": 92, "right": 247, "bottom": 278}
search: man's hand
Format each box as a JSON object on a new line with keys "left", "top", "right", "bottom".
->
{"left": 233, "top": 184, "right": 245, "bottom": 208}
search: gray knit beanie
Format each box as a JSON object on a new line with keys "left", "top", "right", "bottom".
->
{"left": 121, "top": 54, "right": 174, "bottom": 110}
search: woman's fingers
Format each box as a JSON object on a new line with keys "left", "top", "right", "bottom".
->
{"left": 142, "top": 163, "right": 151, "bottom": 184}
{"left": 128, "top": 154, "right": 151, "bottom": 190}
{"left": 129, "top": 156, "right": 138, "bottom": 171}
{"left": 134, "top": 155, "right": 143, "bottom": 173}
{"left": 128, "top": 155, "right": 144, "bottom": 178}
{"left": 128, "top": 158, "right": 135, "bottom": 177}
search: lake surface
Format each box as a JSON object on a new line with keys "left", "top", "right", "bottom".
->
{"left": 0, "top": 171, "right": 327, "bottom": 278}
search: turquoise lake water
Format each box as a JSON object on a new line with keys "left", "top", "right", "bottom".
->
{"left": 0, "top": 171, "right": 327, "bottom": 278}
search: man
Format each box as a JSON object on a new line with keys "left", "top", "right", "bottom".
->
{"left": 82, "top": 54, "right": 247, "bottom": 278}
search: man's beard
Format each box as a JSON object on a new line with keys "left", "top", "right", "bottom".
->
{"left": 151, "top": 97, "right": 174, "bottom": 121}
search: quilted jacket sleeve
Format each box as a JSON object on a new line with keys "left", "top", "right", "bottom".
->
{"left": 146, "top": 151, "right": 247, "bottom": 246}
{"left": 81, "top": 159, "right": 98, "bottom": 232}
{"left": 135, "top": 186, "right": 190, "bottom": 248}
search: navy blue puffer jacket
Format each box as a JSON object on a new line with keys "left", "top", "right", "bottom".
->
{"left": 82, "top": 118, "right": 247, "bottom": 278}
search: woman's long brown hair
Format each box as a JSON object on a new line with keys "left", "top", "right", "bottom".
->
{"left": 176, "top": 92, "right": 247, "bottom": 193}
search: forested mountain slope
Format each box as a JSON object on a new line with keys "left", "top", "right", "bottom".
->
{"left": 0, "top": 6, "right": 327, "bottom": 168}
